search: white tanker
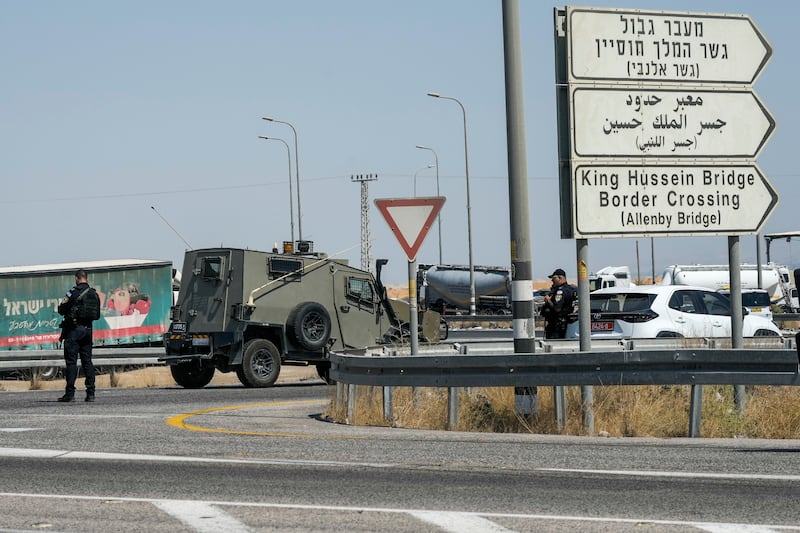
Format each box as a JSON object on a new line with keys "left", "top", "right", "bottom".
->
{"left": 660, "top": 263, "right": 798, "bottom": 312}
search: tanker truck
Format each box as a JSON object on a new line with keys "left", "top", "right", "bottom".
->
{"left": 660, "top": 263, "right": 798, "bottom": 312}
{"left": 0, "top": 259, "right": 174, "bottom": 378}
{"left": 417, "top": 263, "right": 511, "bottom": 315}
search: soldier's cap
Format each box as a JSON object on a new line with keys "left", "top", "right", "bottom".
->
{"left": 549, "top": 268, "right": 566, "bottom": 278}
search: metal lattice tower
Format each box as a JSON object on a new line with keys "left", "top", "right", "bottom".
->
{"left": 351, "top": 173, "right": 377, "bottom": 272}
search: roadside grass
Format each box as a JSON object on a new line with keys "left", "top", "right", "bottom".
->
{"left": 327, "top": 384, "right": 800, "bottom": 438}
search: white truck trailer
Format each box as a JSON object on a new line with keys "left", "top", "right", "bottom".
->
{"left": 660, "top": 263, "right": 798, "bottom": 312}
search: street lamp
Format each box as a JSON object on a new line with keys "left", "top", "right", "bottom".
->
{"left": 416, "top": 144, "right": 442, "bottom": 264}
{"left": 412, "top": 164, "right": 434, "bottom": 197}
{"left": 257, "top": 136, "right": 295, "bottom": 243}
{"left": 262, "top": 116, "right": 303, "bottom": 242}
{"left": 427, "top": 92, "right": 476, "bottom": 315}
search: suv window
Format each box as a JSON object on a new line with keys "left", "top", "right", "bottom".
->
{"left": 669, "top": 290, "right": 699, "bottom": 314}
{"left": 590, "top": 293, "right": 655, "bottom": 312}
{"left": 742, "top": 292, "right": 771, "bottom": 307}
{"left": 697, "top": 291, "right": 731, "bottom": 316}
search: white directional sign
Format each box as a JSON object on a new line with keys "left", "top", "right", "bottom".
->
{"left": 555, "top": 6, "right": 778, "bottom": 238}
{"left": 573, "top": 164, "right": 778, "bottom": 237}
{"left": 572, "top": 88, "right": 775, "bottom": 158}
{"left": 568, "top": 8, "right": 772, "bottom": 84}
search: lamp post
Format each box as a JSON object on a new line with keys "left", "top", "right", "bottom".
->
{"left": 262, "top": 116, "right": 303, "bottom": 242}
{"left": 416, "top": 144, "right": 442, "bottom": 264}
{"left": 257, "top": 136, "right": 295, "bottom": 243}
{"left": 412, "top": 164, "right": 434, "bottom": 197}
{"left": 427, "top": 92, "right": 476, "bottom": 315}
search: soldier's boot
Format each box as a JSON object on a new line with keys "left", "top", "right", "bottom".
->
{"left": 57, "top": 392, "right": 74, "bottom": 402}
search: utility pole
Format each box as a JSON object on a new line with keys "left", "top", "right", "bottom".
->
{"left": 351, "top": 173, "right": 378, "bottom": 272}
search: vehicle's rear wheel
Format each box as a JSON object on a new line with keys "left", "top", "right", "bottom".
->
{"left": 237, "top": 339, "right": 281, "bottom": 388}
{"left": 170, "top": 362, "right": 215, "bottom": 388}
{"left": 287, "top": 302, "right": 332, "bottom": 351}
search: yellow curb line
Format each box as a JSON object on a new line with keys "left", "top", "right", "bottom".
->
{"left": 165, "top": 399, "right": 362, "bottom": 439}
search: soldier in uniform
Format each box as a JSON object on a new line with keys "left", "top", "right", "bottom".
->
{"left": 540, "top": 268, "right": 577, "bottom": 339}
{"left": 56, "top": 269, "right": 96, "bottom": 402}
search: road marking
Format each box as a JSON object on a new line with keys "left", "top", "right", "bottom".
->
{"left": 153, "top": 500, "right": 251, "bottom": 533}
{"left": 0, "top": 428, "right": 42, "bottom": 432}
{"left": 0, "top": 446, "right": 397, "bottom": 469}
{"left": 537, "top": 467, "right": 800, "bottom": 483}
{"left": 410, "top": 510, "right": 515, "bottom": 532}
{"left": 165, "top": 399, "right": 367, "bottom": 440}
{"left": 1, "top": 491, "right": 798, "bottom": 532}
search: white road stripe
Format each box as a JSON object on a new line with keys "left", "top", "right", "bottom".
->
{"left": 0, "top": 492, "right": 798, "bottom": 532}
{"left": 694, "top": 525, "right": 781, "bottom": 533}
{"left": 0, "top": 446, "right": 396, "bottom": 468}
{"left": 0, "top": 428, "right": 42, "bottom": 432}
{"left": 537, "top": 467, "right": 800, "bottom": 482}
{"left": 153, "top": 500, "right": 252, "bottom": 533}
{"left": 410, "top": 510, "right": 515, "bottom": 532}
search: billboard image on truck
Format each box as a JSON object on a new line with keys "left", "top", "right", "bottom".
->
{"left": 0, "top": 259, "right": 173, "bottom": 351}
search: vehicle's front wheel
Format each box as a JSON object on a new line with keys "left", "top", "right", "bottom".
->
{"left": 170, "top": 362, "right": 215, "bottom": 388}
{"left": 237, "top": 339, "right": 281, "bottom": 388}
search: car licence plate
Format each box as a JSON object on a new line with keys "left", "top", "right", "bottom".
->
{"left": 591, "top": 321, "right": 614, "bottom": 332}
{"left": 171, "top": 322, "right": 186, "bottom": 333}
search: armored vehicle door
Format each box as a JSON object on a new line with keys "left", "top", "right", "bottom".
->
{"left": 331, "top": 270, "right": 386, "bottom": 349}
{"left": 182, "top": 250, "right": 232, "bottom": 331}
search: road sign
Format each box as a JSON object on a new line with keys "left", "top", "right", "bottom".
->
{"left": 375, "top": 197, "right": 445, "bottom": 261}
{"left": 567, "top": 7, "right": 772, "bottom": 85}
{"left": 572, "top": 164, "right": 778, "bottom": 237}
{"left": 571, "top": 87, "right": 775, "bottom": 158}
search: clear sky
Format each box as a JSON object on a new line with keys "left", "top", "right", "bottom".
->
{"left": 2, "top": 1, "right": 798, "bottom": 286}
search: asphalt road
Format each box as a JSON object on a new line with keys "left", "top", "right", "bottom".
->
{"left": 1, "top": 380, "right": 800, "bottom": 532}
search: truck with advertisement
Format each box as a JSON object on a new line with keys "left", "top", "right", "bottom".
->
{"left": 163, "top": 245, "right": 442, "bottom": 389}
{"left": 416, "top": 263, "right": 511, "bottom": 315}
{"left": 0, "top": 259, "right": 174, "bottom": 377}
{"left": 660, "top": 263, "right": 798, "bottom": 312}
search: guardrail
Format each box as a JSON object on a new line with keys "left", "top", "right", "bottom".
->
{"left": 0, "top": 347, "right": 165, "bottom": 372}
{"left": 330, "top": 337, "right": 799, "bottom": 437}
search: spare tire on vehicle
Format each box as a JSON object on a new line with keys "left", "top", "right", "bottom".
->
{"left": 286, "top": 302, "right": 332, "bottom": 351}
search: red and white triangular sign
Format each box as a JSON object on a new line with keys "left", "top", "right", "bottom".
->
{"left": 374, "top": 197, "right": 445, "bottom": 261}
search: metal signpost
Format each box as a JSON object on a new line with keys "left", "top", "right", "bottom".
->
{"left": 555, "top": 6, "right": 777, "bottom": 427}
{"left": 375, "top": 197, "right": 445, "bottom": 354}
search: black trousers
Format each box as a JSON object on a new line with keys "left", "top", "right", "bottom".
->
{"left": 63, "top": 325, "right": 95, "bottom": 393}
{"left": 544, "top": 319, "right": 567, "bottom": 339}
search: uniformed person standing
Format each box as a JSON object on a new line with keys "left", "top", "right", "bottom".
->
{"left": 56, "top": 269, "right": 96, "bottom": 402}
{"left": 541, "top": 268, "right": 577, "bottom": 339}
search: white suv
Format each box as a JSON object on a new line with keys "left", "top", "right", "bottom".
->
{"left": 717, "top": 288, "right": 773, "bottom": 322}
{"left": 566, "top": 285, "right": 782, "bottom": 339}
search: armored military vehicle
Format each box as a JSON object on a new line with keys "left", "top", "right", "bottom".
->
{"left": 163, "top": 244, "right": 440, "bottom": 388}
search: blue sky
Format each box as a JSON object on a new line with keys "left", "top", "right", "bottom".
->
{"left": 2, "top": 1, "right": 798, "bottom": 285}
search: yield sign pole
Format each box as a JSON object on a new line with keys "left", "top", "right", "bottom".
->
{"left": 375, "top": 197, "right": 446, "bottom": 355}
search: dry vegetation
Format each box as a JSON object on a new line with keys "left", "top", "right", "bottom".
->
{"left": 326, "top": 384, "right": 800, "bottom": 438}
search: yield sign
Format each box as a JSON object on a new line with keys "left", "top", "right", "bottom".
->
{"left": 375, "top": 197, "right": 445, "bottom": 261}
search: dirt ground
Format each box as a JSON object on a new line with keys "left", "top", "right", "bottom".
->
{"left": 0, "top": 364, "right": 320, "bottom": 393}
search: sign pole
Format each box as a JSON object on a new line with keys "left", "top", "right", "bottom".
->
{"left": 408, "top": 259, "right": 419, "bottom": 355}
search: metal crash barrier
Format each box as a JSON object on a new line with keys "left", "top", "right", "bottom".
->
{"left": 330, "top": 337, "right": 799, "bottom": 437}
